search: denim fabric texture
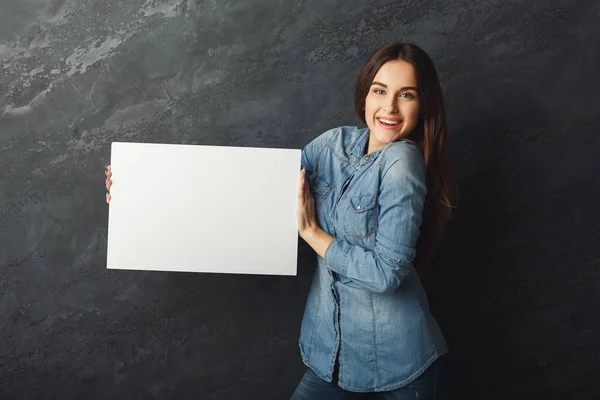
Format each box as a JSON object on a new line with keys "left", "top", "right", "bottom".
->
{"left": 298, "top": 126, "right": 449, "bottom": 392}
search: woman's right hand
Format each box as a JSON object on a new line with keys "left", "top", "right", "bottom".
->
{"left": 105, "top": 164, "right": 112, "bottom": 203}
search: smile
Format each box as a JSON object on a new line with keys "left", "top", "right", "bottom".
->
{"left": 376, "top": 117, "right": 402, "bottom": 129}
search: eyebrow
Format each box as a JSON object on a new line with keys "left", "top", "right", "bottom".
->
{"left": 371, "top": 81, "right": 418, "bottom": 91}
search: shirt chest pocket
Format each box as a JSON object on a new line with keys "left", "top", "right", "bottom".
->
{"left": 342, "top": 194, "right": 378, "bottom": 238}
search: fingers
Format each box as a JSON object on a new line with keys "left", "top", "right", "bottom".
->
{"left": 299, "top": 169, "right": 305, "bottom": 201}
{"left": 105, "top": 164, "right": 112, "bottom": 201}
{"left": 302, "top": 169, "right": 312, "bottom": 202}
{"left": 303, "top": 171, "right": 310, "bottom": 200}
{"left": 301, "top": 168, "right": 311, "bottom": 202}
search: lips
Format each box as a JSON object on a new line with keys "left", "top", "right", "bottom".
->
{"left": 376, "top": 116, "right": 403, "bottom": 130}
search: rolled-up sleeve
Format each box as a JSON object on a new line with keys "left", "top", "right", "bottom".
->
{"left": 324, "top": 144, "right": 427, "bottom": 294}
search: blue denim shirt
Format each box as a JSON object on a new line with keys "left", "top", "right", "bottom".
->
{"left": 298, "top": 126, "right": 449, "bottom": 392}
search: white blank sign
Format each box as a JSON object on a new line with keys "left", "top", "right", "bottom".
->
{"left": 107, "top": 142, "right": 301, "bottom": 276}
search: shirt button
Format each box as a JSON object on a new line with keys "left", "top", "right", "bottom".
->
{"left": 357, "top": 206, "right": 361, "bottom": 210}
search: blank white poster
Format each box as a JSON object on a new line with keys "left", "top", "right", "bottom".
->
{"left": 106, "top": 142, "right": 301, "bottom": 276}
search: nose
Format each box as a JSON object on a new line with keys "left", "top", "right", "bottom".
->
{"left": 383, "top": 96, "right": 399, "bottom": 113}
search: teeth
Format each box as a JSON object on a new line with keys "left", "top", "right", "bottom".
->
{"left": 379, "top": 118, "right": 399, "bottom": 125}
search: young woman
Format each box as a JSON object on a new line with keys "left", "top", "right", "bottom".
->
{"left": 292, "top": 42, "right": 457, "bottom": 399}
{"left": 105, "top": 41, "right": 456, "bottom": 400}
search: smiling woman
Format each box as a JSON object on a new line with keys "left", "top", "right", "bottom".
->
{"left": 292, "top": 42, "right": 458, "bottom": 400}
{"left": 104, "top": 40, "right": 457, "bottom": 400}
{"left": 363, "top": 60, "right": 421, "bottom": 153}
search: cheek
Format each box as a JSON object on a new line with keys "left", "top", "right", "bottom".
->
{"left": 403, "top": 104, "right": 420, "bottom": 122}
{"left": 364, "top": 100, "right": 375, "bottom": 116}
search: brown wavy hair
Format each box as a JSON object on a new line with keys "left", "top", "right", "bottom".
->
{"left": 354, "top": 42, "right": 458, "bottom": 277}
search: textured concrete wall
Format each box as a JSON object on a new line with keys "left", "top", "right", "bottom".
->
{"left": 1, "top": 0, "right": 599, "bottom": 399}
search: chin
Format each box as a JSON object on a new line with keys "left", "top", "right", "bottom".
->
{"left": 374, "top": 130, "right": 402, "bottom": 144}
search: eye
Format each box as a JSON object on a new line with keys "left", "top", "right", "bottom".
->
{"left": 373, "top": 88, "right": 385, "bottom": 95}
{"left": 400, "top": 92, "right": 416, "bottom": 99}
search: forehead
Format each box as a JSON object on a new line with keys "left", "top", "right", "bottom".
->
{"left": 372, "top": 60, "right": 417, "bottom": 86}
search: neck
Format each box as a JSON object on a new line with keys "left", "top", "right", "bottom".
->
{"left": 366, "top": 131, "right": 384, "bottom": 155}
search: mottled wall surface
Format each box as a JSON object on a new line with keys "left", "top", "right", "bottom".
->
{"left": 1, "top": 0, "right": 599, "bottom": 399}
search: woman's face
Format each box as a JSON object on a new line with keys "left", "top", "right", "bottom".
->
{"left": 364, "top": 60, "right": 420, "bottom": 153}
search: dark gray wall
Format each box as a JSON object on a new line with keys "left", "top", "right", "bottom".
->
{"left": 1, "top": 0, "right": 599, "bottom": 399}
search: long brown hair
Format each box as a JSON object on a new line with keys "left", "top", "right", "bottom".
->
{"left": 354, "top": 42, "right": 458, "bottom": 277}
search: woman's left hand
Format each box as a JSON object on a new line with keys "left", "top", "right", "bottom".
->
{"left": 297, "top": 168, "right": 318, "bottom": 239}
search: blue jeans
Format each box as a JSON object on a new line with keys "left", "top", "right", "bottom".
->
{"left": 290, "top": 354, "right": 450, "bottom": 400}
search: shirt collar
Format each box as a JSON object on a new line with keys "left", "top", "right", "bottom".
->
{"left": 345, "top": 127, "right": 369, "bottom": 159}
{"left": 345, "top": 128, "right": 384, "bottom": 162}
